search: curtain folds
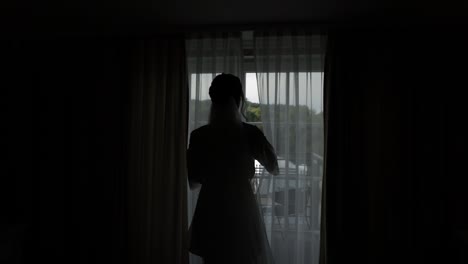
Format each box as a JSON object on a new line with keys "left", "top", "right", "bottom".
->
{"left": 321, "top": 29, "right": 468, "bottom": 264}
{"left": 185, "top": 32, "right": 244, "bottom": 264}
{"left": 186, "top": 32, "right": 245, "bottom": 132}
{"left": 128, "top": 37, "right": 189, "bottom": 264}
{"left": 319, "top": 35, "right": 334, "bottom": 264}
{"left": 254, "top": 31, "right": 326, "bottom": 264}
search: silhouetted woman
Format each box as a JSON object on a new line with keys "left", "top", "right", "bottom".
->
{"left": 187, "top": 73, "right": 279, "bottom": 264}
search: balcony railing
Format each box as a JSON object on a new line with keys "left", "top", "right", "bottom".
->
{"left": 252, "top": 153, "right": 323, "bottom": 236}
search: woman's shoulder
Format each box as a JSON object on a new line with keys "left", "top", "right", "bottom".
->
{"left": 242, "top": 122, "right": 259, "bottom": 130}
{"left": 190, "top": 125, "right": 212, "bottom": 138}
{"left": 242, "top": 122, "right": 263, "bottom": 136}
{"left": 191, "top": 124, "right": 210, "bottom": 133}
{"left": 191, "top": 123, "right": 263, "bottom": 140}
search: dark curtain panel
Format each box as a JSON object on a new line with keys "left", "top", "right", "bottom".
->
{"left": 128, "top": 36, "right": 189, "bottom": 264}
{"left": 322, "top": 28, "right": 468, "bottom": 264}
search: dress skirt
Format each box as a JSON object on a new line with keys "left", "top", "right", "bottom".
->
{"left": 189, "top": 179, "right": 274, "bottom": 264}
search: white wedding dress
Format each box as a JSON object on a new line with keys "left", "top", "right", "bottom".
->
{"left": 187, "top": 122, "right": 278, "bottom": 264}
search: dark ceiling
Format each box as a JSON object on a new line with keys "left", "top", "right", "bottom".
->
{"left": 3, "top": 0, "right": 467, "bottom": 34}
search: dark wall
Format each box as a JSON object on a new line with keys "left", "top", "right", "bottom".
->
{"left": 5, "top": 34, "right": 132, "bottom": 264}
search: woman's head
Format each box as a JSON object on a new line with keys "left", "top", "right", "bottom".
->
{"left": 208, "top": 73, "right": 246, "bottom": 125}
{"left": 209, "top": 73, "right": 244, "bottom": 108}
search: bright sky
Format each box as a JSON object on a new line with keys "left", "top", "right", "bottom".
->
{"left": 245, "top": 73, "right": 260, "bottom": 103}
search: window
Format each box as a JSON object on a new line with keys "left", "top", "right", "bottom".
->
{"left": 186, "top": 31, "right": 325, "bottom": 264}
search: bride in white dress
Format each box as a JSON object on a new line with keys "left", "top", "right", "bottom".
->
{"left": 187, "top": 74, "right": 279, "bottom": 264}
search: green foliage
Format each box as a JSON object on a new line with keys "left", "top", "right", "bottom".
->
{"left": 244, "top": 100, "right": 262, "bottom": 123}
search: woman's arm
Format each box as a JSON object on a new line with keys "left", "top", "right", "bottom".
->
{"left": 251, "top": 127, "right": 279, "bottom": 175}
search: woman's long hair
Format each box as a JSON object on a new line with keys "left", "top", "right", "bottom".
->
{"left": 208, "top": 73, "right": 247, "bottom": 126}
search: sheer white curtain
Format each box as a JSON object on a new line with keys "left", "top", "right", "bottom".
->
{"left": 186, "top": 32, "right": 245, "bottom": 133}
{"left": 185, "top": 32, "right": 244, "bottom": 264}
{"left": 254, "top": 31, "right": 326, "bottom": 264}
